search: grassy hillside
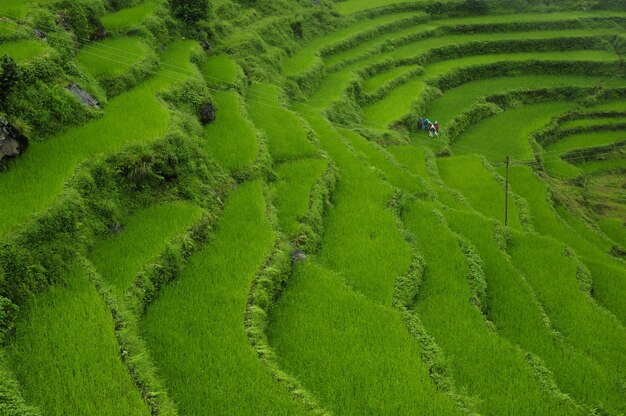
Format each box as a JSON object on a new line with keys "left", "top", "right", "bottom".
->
{"left": 0, "top": 0, "right": 625, "bottom": 414}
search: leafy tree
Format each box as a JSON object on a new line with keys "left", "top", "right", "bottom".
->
{"left": 169, "top": 0, "right": 210, "bottom": 24}
{"left": 0, "top": 55, "right": 18, "bottom": 105}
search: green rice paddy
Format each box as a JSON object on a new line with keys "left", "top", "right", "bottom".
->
{"left": 269, "top": 261, "right": 463, "bottom": 415}
{"left": 203, "top": 90, "right": 259, "bottom": 174}
{"left": 142, "top": 180, "right": 307, "bottom": 415}
{"left": 0, "top": 39, "right": 48, "bottom": 62}
{"left": 90, "top": 202, "right": 203, "bottom": 294}
{"left": 283, "top": 11, "right": 421, "bottom": 76}
{"left": 247, "top": 83, "right": 318, "bottom": 161}
{"left": 200, "top": 54, "right": 239, "bottom": 86}
{"left": 8, "top": 262, "right": 150, "bottom": 416}
{"left": 76, "top": 37, "right": 151, "bottom": 79}
{"left": 1, "top": 2, "right": 625, "bottom": 414}
{"left": 404, "top": 201, "right": 582, "bottom": 415}
{"left": 274, "top": 158, "right": 328, "bottom": 238}
{"left": 427, "top": 75, "right": 612, "bottom": 125}
{"left": 101, "top": 0, "right": 161, "bottom": 32}
{"left": 0, "top": 40, "right": 196, "bottom": 236}
{"left": 335, "top": 0, "right": 415, "bottom": 15}
{"left": 0, "top": 0, "right": 56, "bottom": 20}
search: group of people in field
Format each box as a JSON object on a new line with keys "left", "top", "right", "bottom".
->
{"left": 417, "top": 117, "right": 439, "bottom": 137}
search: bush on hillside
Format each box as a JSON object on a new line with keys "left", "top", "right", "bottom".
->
{"left": 169, "top": 0, "right": 210, "bottom": 24}
{"left": 588, "top": 0, "right": 626, "bottom": 10}
{"left": 108, "top": 0, "right": 142, "bottom": 10}
{"left": 54, "top": 0, "right": 107, "bottom": 43}
{"left": 427, "top": 0, "right": 489, "bottom": 17}
{"left": 0, "top": 56, "right": 19, "bottom": 106}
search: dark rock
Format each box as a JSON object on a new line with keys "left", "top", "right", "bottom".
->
{"left": 90, "top": 26, "right": 107, "bottom": 41}
{"left": 0, "top": 117, "right": 28, "bottom": 161}
{"left": 55, "top": 13, "right": 70, "bottom": 31}
{"left": 290, "top": 22, "right": 303, "bottom": 39}
{"left": 436, "top": 148, "right": 452, "bottom": 157}
{"left": 199, "top": 102, "right": 216, "bottom": 125}
{"left": 34, "top": 29, "right": 46, "bottom": 39}
{"left": 110, "top": 223, "right": 123, "bottom": 235}
{"left": 292, "top": 249, "right": 307, "bottom": 263}
{"left": 201, "top": 41, "right": 213, "bottom": 51}
{"left": 66, "top": 82, "right": 99, "bottom": 108}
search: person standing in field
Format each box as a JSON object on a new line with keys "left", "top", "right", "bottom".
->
{"left": 430, "top": 123, "right": 438, "bottom": 137}
{"left": 418, "top": 117, "right": 423, "bottom": 130}
{"left": 434, "top": 121, "right": 439, "bottom": 134}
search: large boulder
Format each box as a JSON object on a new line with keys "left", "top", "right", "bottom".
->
{"left": 199, "top": 101, "right": 216, "bottom": 125}
{"left": 0, "top": 117, "right": 28, "bottom": 161}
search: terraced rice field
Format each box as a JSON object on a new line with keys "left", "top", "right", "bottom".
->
{"left": 1, "top": 1, "right": 625, "bottom": 415}
{"left": 0, "top": 40, "right": 196, "bottom": 236}
{"left": 101, "top": 0, "right": 162, "bottom": 32}
{"left": 76, "top": 37, "right": 152, "bottom": 80}
{"left": 0, "top": 39, "right": 48, "bottom": 62}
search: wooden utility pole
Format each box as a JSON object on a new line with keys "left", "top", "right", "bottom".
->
{"left": 504, "top": 156, "right": 510, "bottom": 227}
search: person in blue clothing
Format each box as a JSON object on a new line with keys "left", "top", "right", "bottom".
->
{"left": 424, "top": 118, "right": 431, "bottom": 130}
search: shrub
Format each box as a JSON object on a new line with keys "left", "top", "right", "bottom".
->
{"left": 169, "top": 0, "right": 210, "bottom": 24}
{"left": 0, "top": 55, "right": 19, "bottom": 105}
{"left": 54, "top": 0, "right": 107, "bottom": 43}
{"left": 427, "top": 0, "right": 489, "bottom": 17}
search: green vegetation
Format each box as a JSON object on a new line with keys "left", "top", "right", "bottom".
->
{"left": 76, "top": 37, "right": 151, "bottom": 79}
{"left": 101, "top": 0, "right": 161, "bottom": 32}
{"left": 283, "top": 11, "right": 421, "bottom": 76}
{"left": 335, "top": 0, "right": 415, "bottom": 15}
{"left": 342, "top": 128, "right": 426, "bottom": 195}
{"left": 8, "top": 261, "right": 150, "bottom": 416}
{"left": 1, "top": 1, "right": 626, "bottom": 414}
{"left": 427, "top": 75, "right": 610, "bottom": 125}
{"left": 403, "top": 201, "right": 582, "bottom": 415}
{"left": 90, "top": 202, "right": 202, "bottom": 293}
{"left": 0, "top": 0, "right": 56, "bottom": 20}
{"left": 600, "top": 218, "right": 626, "bottom": 247}
{"left": 200, "top": 53, "right": 239, "bottom": 86}
{"left": 437, "top": 155, "right": 523, "bottom": 228}
{"left": 247, "top": 83, "right": 318, "bottom": 161}
{"left": 559, "top": 116, "right": 626, "bottom": 129}
{"left": 302, "top": 113, "right": 410, "bottom": 304}
{"left": 388, "top": 145, "right": 429, "bottom": 177}
{"left": 269, "top": 260, "right": 464, "bottom": 415}
{"left": 362, "top": 77, "right": 426, "bottom": 127}
{"left": 505, "top": 165, "right": 626, "bottom": 323}
{"left": 203, "top": 90, "right": 259, "bottom": 174}
{"left": 0, "top": 40, "right": 48, "bottom": 62}
{"left": 444, "top": 209, "right": 626, "bottom": 413}
{"left": 547, "top": 129, "right": 626, "bottom": 153}
{"left": 0, "top": 40, "right": 196, "bottom": 236}
{"left": 169, "top": 0, "right": 209, "bottom": 24}
{"left": 274, "top": 158, "right": 327, "bottom": 238}
{"left": 143, "top": 180, "right": 307, "bottom": 415}
{"left": 507, "top": 231, "right": 626, "bottom": 380}
{"left": 453, "top": 102, "right": 577, "bottom": 162}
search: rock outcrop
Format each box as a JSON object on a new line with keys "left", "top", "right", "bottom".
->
{"left": 199, "top": 102, "right": 216, "bottom": 125}
{"left": 0, "top": 117, "right": 28, "bottom": 161}
{"left": 66, "top": 82, "right": 99, "bottom": 108}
